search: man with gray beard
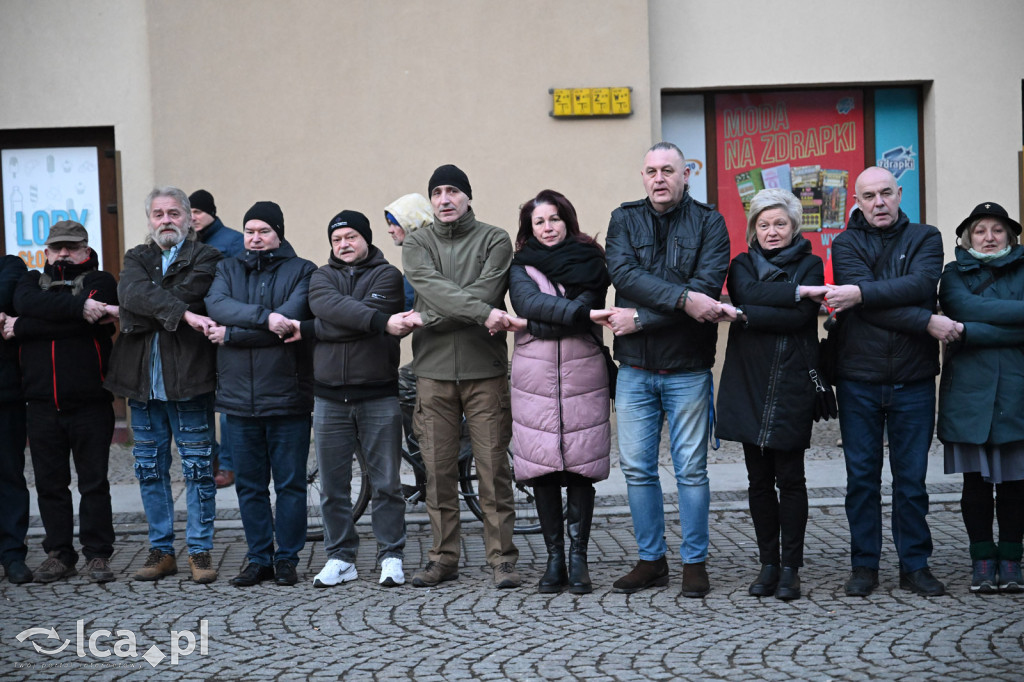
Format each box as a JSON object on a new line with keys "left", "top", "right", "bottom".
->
{"left": 105, "top": 187, "right": 222, "bottom": 584}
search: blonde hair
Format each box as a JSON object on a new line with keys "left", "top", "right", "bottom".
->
{"left": 746, "top": 189, "right": 802, "bottom": 246}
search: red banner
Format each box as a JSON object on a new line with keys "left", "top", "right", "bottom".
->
{"left": 714, "top": 90, "right": 865, "bottom": 269}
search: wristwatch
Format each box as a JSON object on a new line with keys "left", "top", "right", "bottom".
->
{"left": 632, "top": 310, "right": 642, "bottom": 331}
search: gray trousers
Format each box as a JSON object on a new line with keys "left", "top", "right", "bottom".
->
{"left": 313, "top": 396, "right": 406, "bottom": 564}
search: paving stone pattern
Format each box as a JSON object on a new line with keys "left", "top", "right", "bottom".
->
{"left": 3, "top": 500, "right": 1023, "bottom": 681}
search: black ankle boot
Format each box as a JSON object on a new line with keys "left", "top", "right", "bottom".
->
{"left": 774, "top": 567, "right": 800, "bottom": 601}
{"left": 748, "top": 564, "right": 779, "bottom": 597}
{"left": 534, "top": 483, "right": 567, "bottom": 593}
{"left": 566, "top": 484, "right": 595, "bottom": 594}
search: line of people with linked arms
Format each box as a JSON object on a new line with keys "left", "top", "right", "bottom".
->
{"left": 2, "top": 145, "right": 1022, "bottom": 603}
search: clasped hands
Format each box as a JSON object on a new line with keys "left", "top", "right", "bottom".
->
{"left": 200, "top": 311, "right": 302, "bottom": 345}
{"left": 485, "top": 309, "right": 527, "bottom": 335}
{"left": 0, "top": 300, "right": 120, "bottom": 340}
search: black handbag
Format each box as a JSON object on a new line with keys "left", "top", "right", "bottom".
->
{"left": 797, "top": 334, "right": 838, "bottom": 422}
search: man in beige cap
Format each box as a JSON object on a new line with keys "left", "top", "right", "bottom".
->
{"left": 2, "top": 220, "right": 119, "bottom": 583}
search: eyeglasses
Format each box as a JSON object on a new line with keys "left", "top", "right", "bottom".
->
{"left": 48, "top": 242, "right": 88, "bottom": 253}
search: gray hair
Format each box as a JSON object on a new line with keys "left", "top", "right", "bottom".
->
{"left": 645, "top": 141, "right": 686, "bottom": 162}
{"left": 145, "top": 186, "right": 191, "bottom": 219}
{"left": 144, "top": 186, "right": 195, "bottom": 242}
{"left": 746, "top": 188, "right": 803, "bottom": 246}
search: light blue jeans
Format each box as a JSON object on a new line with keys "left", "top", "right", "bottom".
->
{"left": 129, "top": 394, "right": 216, "bottom": 555}
{"left": 616, "top": 366, "right": 711, "bottom": 564}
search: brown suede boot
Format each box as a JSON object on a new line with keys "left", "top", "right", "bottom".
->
{"left": 612, "top": 557, "right": 669, "bottom": 594}
{"left": 681, "top": 561, "right": 710, "bottom": 597}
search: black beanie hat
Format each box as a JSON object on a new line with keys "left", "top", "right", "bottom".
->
{"left": 242, "top": 201, "right": 285, "bottom": 241}
{"left": 327, "top": 210, "right": 372, "bottom": 245}
{"left": 428, "top": 164, "right": 472, "bottom": 199}
{"left": 189, "top": 189, "right": 216, "bottom": 217}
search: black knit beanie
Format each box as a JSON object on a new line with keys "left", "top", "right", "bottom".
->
{"left": 189, "top": 189, "right": 217, "bottom": 217}
{"left": 327, "top": 210, "right": 372, "bottom": 245}
{"left": 242, "top": 201, "right": 285, "bottom": 241}
{"left": 428, "top": 164, "right": 472, "bottom": 199}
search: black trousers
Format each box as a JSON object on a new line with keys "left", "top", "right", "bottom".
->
{"left": 0, "top": 401, "right": 29, "bottom": 567}
{"left": 743, "top": 443, "right": 808, "bottom": 567}
{"left": 961, "top": 472, "right": 1024, "bottom": 546}
{"left": 27, "top": 401, "right": 115, "bottom": 565}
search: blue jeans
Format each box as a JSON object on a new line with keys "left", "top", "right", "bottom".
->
{"left": 129, "top": 395, "right": 216, "bottom": 555}
{"left": 213, "top": 411, "right": 233, "bottom": 472}
{"left": 229, "top": 414, "right": 310, "bottom": 566}
{"left": 837, "top": 379, "right": 935, "bottom": 572}
{"left": 313, "top": 396, "right": 405, "bottom": 564}
{"left": 615, "top": 366, "right": 711, "bottom": 564}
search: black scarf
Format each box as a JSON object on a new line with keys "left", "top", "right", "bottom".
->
{"left": 747, "top": 236, "right": 812, "bottom": 283}
{"left": 512, "top": 237, "right": 610, "bottom": 299}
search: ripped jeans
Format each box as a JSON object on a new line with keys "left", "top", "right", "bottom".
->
{"left": 129, "top": 394, "right": 216, "bottom": 555}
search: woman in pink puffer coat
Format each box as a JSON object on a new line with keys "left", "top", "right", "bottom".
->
{"left": 507, "top": 189, "right": 612, "bottom": 595}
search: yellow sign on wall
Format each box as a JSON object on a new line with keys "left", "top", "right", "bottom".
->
{"left": 551, "top": 87, "right": 631, "bottom": 118}
{"left": 611, "top": 88, "right": 632, "bottom": 115}
{"left": 552, "top": 89, "right": 572, "bottom": 117}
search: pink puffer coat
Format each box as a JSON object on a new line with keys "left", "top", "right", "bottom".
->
{"left": 510, "top": 266, "right": 611, "bottom": 482}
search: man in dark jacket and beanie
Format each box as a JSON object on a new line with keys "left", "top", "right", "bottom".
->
{"left": 300, "top": 210, "right": 415, "bottom": 589}
{"left": 604, "top": 142, "right": 732, "bottom": 598}
{"left": 189, "top": 188, "right": 243, "bottom": 488}
{"left": 105, "top": 187, "right": 222, "bottom": 584}
{"left": 826, "top": 166, "right": 962, "bottom": 597}
{"left": 189, "top": 189, "right": 244, "bottom": 258}
{"left": 0, "top": 254, "right": 30, "bottom": 584}
{"left": 205, "top": 200, "right": 316, "bottom": 587}
{"left": 4, "top": 222, "right": 118, "bottom": 583}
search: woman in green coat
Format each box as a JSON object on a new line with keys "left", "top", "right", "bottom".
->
{"left": 938, "top": 202, "right": 1024, "bottom": 595}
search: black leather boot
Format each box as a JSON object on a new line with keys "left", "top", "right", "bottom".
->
{"left": 774, "top": 567, "right": 801, "bottom": 601}
{"left": 534, "top": 483, "right": 567, "bottom": 593}
{"left": 566, "top": 484, "right": 595, "bottom": 594}
{"left": 748, "top": 564, "right": 779, "bottom": 597}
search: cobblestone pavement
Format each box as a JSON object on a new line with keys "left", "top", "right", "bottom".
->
{"left": 3, "top": 497, "right": 1023, "bottom": 681}
{"left": 6, "top": 418, "right": 1022, "bottom": 680}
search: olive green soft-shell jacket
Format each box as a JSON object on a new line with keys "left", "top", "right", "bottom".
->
{"left": 402, "top": 208, "right": 511, "bottom": 381}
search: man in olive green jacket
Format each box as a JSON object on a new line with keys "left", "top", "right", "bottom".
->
{"left": 403, "top": 164, "right": 520, "bottom": 589}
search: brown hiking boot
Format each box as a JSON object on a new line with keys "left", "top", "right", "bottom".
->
{"left": 612, "top": 557, "right": 669, "bottom": 593}
{"left": 188, "top": 552, "right": 218, "bottom": 584}
{"left": 681, "top": 561, "right": 710, "bottom": 597}
{"left": 134, "top": 549, "right": 177, "bottom": 581}
{"left": 86, "top": 557, "right": 115, "bottom": 583}
{"left": 34, "top": 552, "right": 77, "bottom": 583}
{"left": 411, "top": 561, "right": 459, "bottom": 587}
{"left": 493, "top": 562, "right": 522, "bottom": 589}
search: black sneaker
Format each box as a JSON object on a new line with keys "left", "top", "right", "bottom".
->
{"left": 274, "top": 560, "right": 298, "bottom": 586}
{"left": 844, "top": 566, "right": 878, "bottom": 596}
{"left": 230, "top": 561, "right": 274, "bottom": 587}
{"left": 899, "top": 567, "right": 945, "bottom": 596}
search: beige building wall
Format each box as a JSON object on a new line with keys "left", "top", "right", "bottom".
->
{"left": 146, "top": 0, "right": 653, "bottom": 269}
{"left": 649, "top": 0, "right": 1024, "bottom": 254}
{"left": 0, "top": 0, "right": 155, "bottom": 249}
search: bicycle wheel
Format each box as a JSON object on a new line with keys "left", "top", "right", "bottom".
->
{"left": 306, "top": 448, "right": 371, "bottom": 542}
{"left": 459, "top": 448, "right": 541, "bottom": 535}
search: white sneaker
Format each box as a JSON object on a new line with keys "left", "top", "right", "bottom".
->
{"left": 313, "top": 558, "right": 357, "bottom": 588}
{"left": 379, "top": 557, "right": 405, "bottom": 587}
